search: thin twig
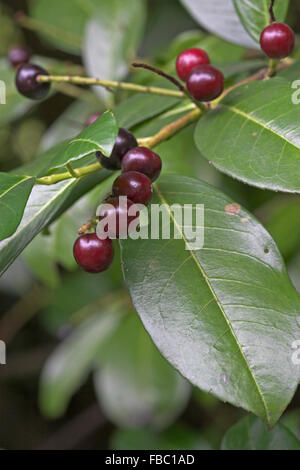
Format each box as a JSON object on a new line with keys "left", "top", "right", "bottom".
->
{"left": 132, "top": 62, "right": 208, "bottom": 112}
{"left": 36, "top": 108, "right": 202, "bottom": 185}
{"left": 269, "top": 0, "right": 276, "bottom": 23}
{"left": 37, "top": 74, "right": 185, "bottom": 98}
{"left": 131, "top": 62, "right": 186, "bottom": 93}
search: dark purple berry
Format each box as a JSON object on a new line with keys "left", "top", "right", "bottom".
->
{"left": 8, "top": 45, "right": 31, "bottom": 68}
{"left": 98, "top": 197, "right": 138, "bottom": 238}
{"left": 187, "top": 64, "right": 224, "bottom": 102}
{"left": 112, "top": 171, "right": 153, "bottom": 205}
{"left": 121, "top": 147, "right": 162, "bottom": 182}
{"left": 260, "top": 22, "right": 295, "bottom": 59}
{"left": 15, "top": 63, "right": 50, "bottom": 100}
{"left": 97, "top": 128, "right": 138, "bottom": 170}
{"left": 73, "top": 233, "right": 114, "bottom": 273}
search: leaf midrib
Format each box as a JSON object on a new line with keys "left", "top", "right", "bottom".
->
{"left": 0, "top": 176, "right": 31, "bottom": 200}
{"left": 153, "top": 183, "right": 270, "bottom": 424}
{"left": 219, "top": 103, "right": 300, "bottom": 152}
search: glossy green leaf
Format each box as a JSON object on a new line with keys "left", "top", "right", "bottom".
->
{"left": 48, "top": 111, "right": 118, "bottom": 172}
{"left": 120, "top": 175, "right": 300, "bottom": 427}
{"left": 221, "top": 415, "right": 300, "bottom": 450}
{"left": 39, "top": 302, "right": 125, "bottom": 418}
{"left": 0, "top": 171, "right": 109, "bottom": 277}
{"left": 195, "top": 78, "right": 300, "bottom": 193}
{"left": 179, "top": 0, "right": 257, "bottom": 48}
{"left": 41, "top": 100, "right": 101, "bottom": 151}
{"left": 83, "top": 0, "right": 146, "bottom": 102}
{"left": 0, "top": 173, "right": 35, "bottom": 241}
{"left": 233, "top": 0, "right": 290, "bottom": 43}
{"left": 94, "top": 314, "right": 190, "bottom": 429}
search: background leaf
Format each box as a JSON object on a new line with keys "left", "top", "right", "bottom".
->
{"left": 221, "top": 415, "right": 300, "bottom": 450}
{"left": 94, "top": 314, "right": 190, "bottom": 429}
{"left": 120, "top": 175, "right": 300, "bottom": 427}
{"left": 0, "top": 173, "right": 35, "bottom": 241}
{"left": 233, "top": 0, "right": 290, "bottom": 43}
{"left": 29, "top": 0, "right": 89, "bottom": 53}
{"left": 39, "top": 301, "right": 125, "bottom": 418}
{"left": 112, "top": 425, "right": 211, "bottom": 450}
{"left": 195, "top": 78, "right": 300, "bottom": 193}
{"left": 179, "top": 0, "right": 258, "bottom": 48}
{"left": 83, "top": 0, "right": 146, "bottom": 102}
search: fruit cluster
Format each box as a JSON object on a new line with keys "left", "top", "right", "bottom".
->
{"left": 73, "top": 127, "right": 162, "bottom": 273}
{"left": 12, "top": 12, "right": 295, "bottom": 276}
{"left": 176, "top": 48, "right": 224, "bottom": 102}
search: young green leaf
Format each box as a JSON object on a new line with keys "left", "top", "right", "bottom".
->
{"left": 0, "top": 173, "right": 35, "bottom": 241}
{"left": 94, "top": 314, "right": 190, "bottom": 429}
{"left": 120, "top": 175, "right": 300, "bottom": 427}
{"left": 233, "top": 0, "right": 290, "bottom": 43}
{"left": 0, "top": 171, "right": 109, "bottom": 277}
{"left": 47, "top": 110, "right": 118, "bottom": 172}
{"left": 195, "top": 78, "right": 300, "bottom": 193}
{"left": 221, "top": 415, "right": 300, "bottom": 450}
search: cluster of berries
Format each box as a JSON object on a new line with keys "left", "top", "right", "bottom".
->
{"left": 73, "top": 127, "right": 162, "bottom": 273}
{"left": 11, "top": 15, "right": 295, "bottom": 276}
{"left": 176, "top": 48, "right": 224, "bottom": 102}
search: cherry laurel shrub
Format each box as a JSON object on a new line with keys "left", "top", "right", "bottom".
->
{"left": 2, "top": 0, "right": 300, "bottom": 448}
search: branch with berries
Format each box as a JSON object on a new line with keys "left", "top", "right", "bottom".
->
{"left": 11, "top": 1, "right": 295, "bottom": 274}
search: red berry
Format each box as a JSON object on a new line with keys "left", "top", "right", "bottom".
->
{"left": 112, "top": 171, "right": 153, "bottom": 205}
{"left": 187, "top": 64, "right": 224, "bottom": 102}
{"left": 260, "top": 22, "right": 294, "bottom": 59}
{"left": 85, "top": 113, "right": 102, "bottom": 127}
{"left": 121, "top": 147, "right": 162, "bottom": 182}
{"left": 8, "top": 46, "right": 31, "bottom": 68}
{"left": 15, "top": 63, "right": 50, "bottom": 100}
{"left": 176, "top": 48, "right": 210, "bottom": 82}
{"left": 98, "top": 197, "right": 138, "bottom": 238}
{"left": 97, "top": 128, "right": 138, "bottom": 170}
{"left": 73, "top": 233, "right": 114, "bottom": 273}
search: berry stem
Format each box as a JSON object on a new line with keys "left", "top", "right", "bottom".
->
{"left": 140, "top": 108, "right": 201, "bottom": 148}
{"left": 35, "top": 108, "right": 201, "bottom": 185}
{"left": 269, "top": 0, "right": 276, "bottom": 23}
{"left": 268, "top": 58, "right": 277, "bottom": 77}
{"left": 37, "top": 74, "right": 185, "bottom": 98}
{"left": 78, "top": 216, "right": 98, "bottom": 234}
{"left": 65, "top": 162, "right": 79, "bottom": 177}
{"left": 131, "top": 62, "right": 186, "bottom": 93}
{"left": 132, "top": 62, "right": 208, "bottom": 112}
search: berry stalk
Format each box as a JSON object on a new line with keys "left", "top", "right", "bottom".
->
{"left": 36, "top": 108, "right": 201, "bottom": 185}
{"left": 37, "top": 74, "right": 185, "bottom": 98}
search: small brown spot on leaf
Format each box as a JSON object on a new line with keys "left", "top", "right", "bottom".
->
{"left": 241, "top": 216, "right": 250, "bottom": 223}
{"left": 225, "top": 203, "right": 241, "bottom": 216}
{"left": 252, "top": 132, "right": 257, "bottom": 137}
